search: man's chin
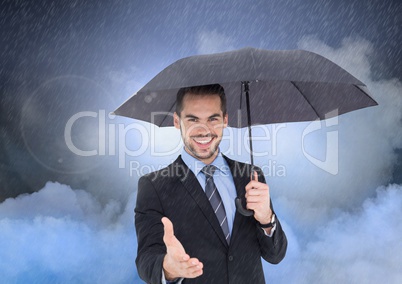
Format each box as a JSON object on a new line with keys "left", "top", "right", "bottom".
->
{"left": 195, "top": 152, "right": 215, "bottom": 160}
{"left": 188, "top": 148, "right": 217, "bottom": 161}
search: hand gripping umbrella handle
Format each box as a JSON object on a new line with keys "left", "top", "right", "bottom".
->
{"left": 235, "top": 197, "right": 254, "bottom": 216}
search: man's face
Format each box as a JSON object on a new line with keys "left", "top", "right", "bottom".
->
{"left": 174, "top": 93, "right": 228, "bottom": 164}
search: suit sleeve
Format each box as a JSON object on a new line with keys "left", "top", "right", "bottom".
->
{"left": 254, "top": 167, "right": 288, "bottom": 264}
{"left": 135, "top": 175, "right": 166, "bottom": 284}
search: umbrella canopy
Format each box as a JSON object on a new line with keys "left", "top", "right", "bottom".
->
{"left": 113, "top": 47, "right": 377, "bottom": 128}
{"left": 114, "top": 47, "right": 378, "bottom": 216}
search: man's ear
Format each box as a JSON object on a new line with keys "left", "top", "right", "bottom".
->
{"left": 223, "top": 113, "right": 228, "bottom": 128}
{"left": 173, "top": 112, "right": 180, "bottom": 129}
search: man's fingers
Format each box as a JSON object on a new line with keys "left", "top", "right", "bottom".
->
{"left": 185, "top": 259, "right": 204, "bottom": 277}
{"left": 187, "top": 258, "right": 203, "bottom": 268}
{"left": 245, "top": 171, "right": 266, "bottom": 192}
{"left": 187, "top": 266, "right": 204, "bottom": 278}
{"left": 246, "top": 195, "right": 263, "bottom": 203}
{"left": 174, "top": 258, "right": 204, "bottom": 279}
{"left": 179, "top": 254, "right": 190, "bottom": 262}
{"left": 246, "top": 185, "right": 269, "bottom": 195}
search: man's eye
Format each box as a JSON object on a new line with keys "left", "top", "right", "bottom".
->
{"left": 188, "top": 118, "right": 197, "bottom": 122}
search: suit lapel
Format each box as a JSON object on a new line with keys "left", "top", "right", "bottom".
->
{"left": 223, "top": 156, "right": 253, "bottom": 244}
{"left": 175, "top": 156, "right": 229, "bottom": 249}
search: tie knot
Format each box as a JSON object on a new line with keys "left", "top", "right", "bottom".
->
{"left": 202, "top": 165, "right": 216, "bottom": 177}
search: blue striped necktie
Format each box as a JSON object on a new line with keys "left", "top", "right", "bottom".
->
{"left": 202, "top": 165, "right": 230, "bottom": 244}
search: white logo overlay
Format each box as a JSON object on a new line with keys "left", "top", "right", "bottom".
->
{"left": 302, "top": 109, "right": 339, "bottom": 175}
{"left": 63, "top": 109, "right": 340, "bottom": 176}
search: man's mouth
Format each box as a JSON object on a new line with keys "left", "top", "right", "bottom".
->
{"left": 192, "top": 136, "right": 216, "bottom": 146}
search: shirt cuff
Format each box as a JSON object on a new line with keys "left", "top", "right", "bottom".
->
{"left": 260, "top": 214, "right": 276, "bottom": 237}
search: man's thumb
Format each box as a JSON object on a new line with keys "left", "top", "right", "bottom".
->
{"left": 162, "top": 217, "right": 174, "bottom": 239}
{"left": 252, "top": 170, "right": 258, "bottom": 182}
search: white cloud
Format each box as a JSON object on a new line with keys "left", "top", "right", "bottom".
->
{"left": 265, "top": 184, "right": 402, "bottom": 284}
{"left": 0, "top": 182, "right": 140, "bottom": 283}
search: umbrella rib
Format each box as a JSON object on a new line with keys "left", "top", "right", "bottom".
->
{"left": 159, "top": 101, "right": 177, "bottom": 127}
{"left": 290, "top": 81, "right": 320, "bottom": 119}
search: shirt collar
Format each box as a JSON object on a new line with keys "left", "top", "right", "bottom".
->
{"left": 181, "top": 148, "right": 230, "bottom": 176}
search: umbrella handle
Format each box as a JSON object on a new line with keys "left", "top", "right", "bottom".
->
{"left": 235, "top": 197, "right": 254, "bottom": 216}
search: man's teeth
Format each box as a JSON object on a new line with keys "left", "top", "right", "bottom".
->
{"left": 194, "top": 138, "right": 213, "bottom": 144}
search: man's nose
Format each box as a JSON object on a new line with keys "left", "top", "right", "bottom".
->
{"left": 193, "top": 122, "right": 212, "bottom": 134}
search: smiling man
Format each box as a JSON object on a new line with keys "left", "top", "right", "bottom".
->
{"left": 135, "top": 84, "right": 287, "bottom": 284}
{"left": 175, "top": 87, "right": 226, "bottom": 164}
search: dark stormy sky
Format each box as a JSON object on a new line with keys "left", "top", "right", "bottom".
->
{"left": 1, "top": 0, "right": 401, "bottom": 200}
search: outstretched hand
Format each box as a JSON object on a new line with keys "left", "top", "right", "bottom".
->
{"left": 245, "top": 171, "right": 273, "bottom": 225}
{"left": 162, "top": 217, "right": 203, "bottom": 280}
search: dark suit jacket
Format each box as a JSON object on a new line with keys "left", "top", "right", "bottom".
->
{"left": 135, "top": 155, "right": 287, "bottom": 284}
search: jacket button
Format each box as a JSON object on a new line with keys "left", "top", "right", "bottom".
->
{"left": 228, "top": 256, "right": 234, "bottom": 261}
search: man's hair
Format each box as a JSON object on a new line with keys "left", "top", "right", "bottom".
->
{"left": 175, "top": 84, "right": 227, "bottom": 116}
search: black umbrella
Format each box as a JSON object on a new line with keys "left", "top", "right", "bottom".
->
{"left": 113, "top": 47, "right": 377, "bottom": 216}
